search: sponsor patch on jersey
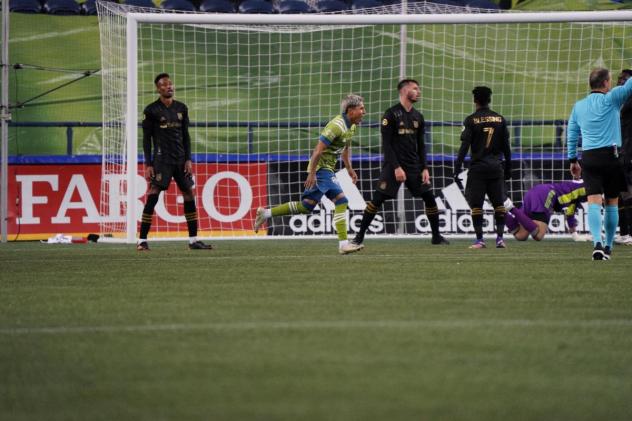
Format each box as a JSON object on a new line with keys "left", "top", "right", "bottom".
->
{"left": 382, "top": 118, "right": 388, "bottom": 126}
{"left": 379, "top": 181, "right": 387, "bottom": 190}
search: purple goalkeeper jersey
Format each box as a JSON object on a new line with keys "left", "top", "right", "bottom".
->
{"left": 522, "top": 180, "right": 586, "bottom": 227}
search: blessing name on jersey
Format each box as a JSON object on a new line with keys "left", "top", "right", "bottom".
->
{"left": 472, "top": 116, "right": 503, "bottom": 124}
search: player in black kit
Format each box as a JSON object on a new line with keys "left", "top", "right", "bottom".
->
{"left": 137, "top": 73, "right": 212, "bottom": 251}
{"left": 352, "top": 79, "right": 449, "bottom": 247}
{"left": 453, "top": 86, "right": 511, "bottom": 249}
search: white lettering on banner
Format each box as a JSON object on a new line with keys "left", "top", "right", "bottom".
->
{"left": 290, "top": 210, "right": 383, "bottom": 234}
{"left": 101, "top": 174, "right": 126, "bottom": 223}
{"left": 16, "top": 175, "right": 58, "bottom": 224}
{"left": 201, "top": 171, "right": 253, "bottom": 223}
{"left": 94, "top": 174, "right": 145, "bottom": 223}
{"left": 52, "top": 175, "right": 101, "bottom": 224}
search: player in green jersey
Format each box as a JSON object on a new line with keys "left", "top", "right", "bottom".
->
{"left": 254, "top": 94, "right": 366, "bottom": 255}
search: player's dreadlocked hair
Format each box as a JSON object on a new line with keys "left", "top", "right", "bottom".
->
{"left": 472, "top": 86, "right": 492, "bottom": 107}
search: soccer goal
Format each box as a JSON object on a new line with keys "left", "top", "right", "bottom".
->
{"left": 96, "top": 1, "right": 632, "bottom": 242}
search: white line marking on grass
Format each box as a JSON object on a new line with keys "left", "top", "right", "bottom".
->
{"left": 2, "top": 319, "right": 632, "bottom": 335}
{"left": 10, "top": 28, "right": 93, "bottom": 43}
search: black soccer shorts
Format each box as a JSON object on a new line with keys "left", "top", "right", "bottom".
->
{"left": 376, "top": 164, "right": 431, "bottom": 198}
{"left": 150, "top": 161, "right": 194, "bottom": 192}
{"left": 465, "top": 174, "right": 505, "bottom": 209}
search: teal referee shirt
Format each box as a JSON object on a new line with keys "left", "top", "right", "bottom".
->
{"left": 567, "top": 76, "right": 632, "bottom": 160}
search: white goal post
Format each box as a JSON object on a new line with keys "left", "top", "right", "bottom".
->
{"left": 97, "top": 2, "right": 632, "bottom": 243}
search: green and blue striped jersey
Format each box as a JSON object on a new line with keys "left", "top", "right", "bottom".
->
{"left": 309, "top": 113, "right": 357, "bottom": 173}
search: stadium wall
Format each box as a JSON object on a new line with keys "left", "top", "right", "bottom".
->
{"left": 7, "top": 156, "right": 586, "bottom": 240}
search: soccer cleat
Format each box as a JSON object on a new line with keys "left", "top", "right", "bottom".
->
{"left": 614, "top": 234, "right": 629, "bottom": 245}
{"left": 431, "top": 235, "right": 450, "bottom": 245}
{"left": 349, "top": 238, "right": 365, "bottom": 250}
{"left": 495, "top": 237, "right": 506, "bottom": 248}
{"left": 615, "top": 234, "right": 632, "bottom": 245}
{"left": 189, "top": 240, "right": 213, "bottom": 250}
{"left": 339, "top": 242, "right": 363, "bottom": 255}
{"left": 351, "top": 233, "right": 365, "bottom": 246}
{"left": 603, "top": 245, "right": 612, "bottom": 260}
{"left": 136, "top": 241, "right": 150, "bottom": 251}
{"left": 253, "top": 207, "right": 266, "bottom": 233}
{"left": 469, "top": 240, "right": 486, "bottom": 249}
{"left": 592, "top": 243, "right": 605, "bottom": 261}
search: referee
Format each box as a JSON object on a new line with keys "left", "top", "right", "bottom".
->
{"left": 567, "top": 67, "right": 632, "bottom": 260}
{"left": 352, "top": 79, "right": 448, "bottom": 246}
{"left": 453, "top": 86, "right": 511, "bottom": 249}
{"left": 137, "top": 73, "right": 212, "bottom": 251}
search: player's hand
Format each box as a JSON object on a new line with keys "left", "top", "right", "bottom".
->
{"left": 304, "top": 173, "right": 317, "bottom": 189}
{"left": 570, "top": 161, "right": 582, "bottom": 179}
{"left": 347, "top": 168, "right": 358, "bottom": 184}
{"left": 452, "top": 172, "right": 464, "bottom": 189}
{"left": 184, "top": 160, "right": 193, "bottom": 175}
{"left": 394, "top": 167, "right": 406, "bottom": 182}
{"left": 421, "top": 168, "right": 430, "bottom": 185}
{"left": 144, "top": 165, "right": 154, "bottom": 182}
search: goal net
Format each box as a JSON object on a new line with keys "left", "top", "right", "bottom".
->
{"left": 96, "top": 1, "right": 632, "bottom": 242}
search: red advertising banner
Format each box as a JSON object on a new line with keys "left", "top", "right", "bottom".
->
{"left": 7, "top": 163, "right": 268, "bottom": 240}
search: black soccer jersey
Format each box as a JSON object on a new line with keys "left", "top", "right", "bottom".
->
{"left": 620, "top": 96, "right": 632, "bottom": 164}
{"left": 381, "top": 103, "right": 427, "bottom": 170}
{"left": 455, "top": 107, "right": 511, "bottom": 178}
{"left": 142, "top": 99, "right": 191, "bottom": 165}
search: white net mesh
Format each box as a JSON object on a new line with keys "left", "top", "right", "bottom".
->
{"left": 97, "top": 1, "right": 632, "bottom": 240}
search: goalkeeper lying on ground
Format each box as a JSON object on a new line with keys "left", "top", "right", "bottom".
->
{"left": 504, "top": 179, "right": 590, "bottom": 241}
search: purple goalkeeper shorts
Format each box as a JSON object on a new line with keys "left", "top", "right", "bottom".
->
{"left": 522, "top": 184, "right": 553, "bottom": 223}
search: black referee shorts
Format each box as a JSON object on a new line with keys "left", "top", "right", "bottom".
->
{"left": 376, "top": 164, "right": 431, "bottom": 198}
{"left": 150, "top": 161, "right": 194, "bottom": 192}
{"left": 581, "top": 146, "right": 626, "bottom": 198}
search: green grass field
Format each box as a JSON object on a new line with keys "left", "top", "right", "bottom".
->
{"left": 2, "top": 239, "right": 631, "bottom": 420}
